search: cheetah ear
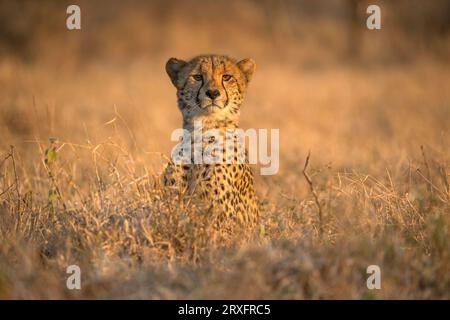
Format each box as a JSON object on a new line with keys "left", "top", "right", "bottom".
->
{"left": 166, "top": 58, "right": 187, "bottom": 87}
{"left": 237, "top": 58, "right": 256, "bottom": 83}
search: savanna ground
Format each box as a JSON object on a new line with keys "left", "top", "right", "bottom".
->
{"left": 0, "top": 0, "right": 449, "bottom": 299}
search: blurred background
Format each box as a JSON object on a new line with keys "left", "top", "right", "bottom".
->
{"left": 0, "top": 0, "right": 449, "bottom": 181}
{"left": 1, "top": 0, "right": 450, "bottom": 65}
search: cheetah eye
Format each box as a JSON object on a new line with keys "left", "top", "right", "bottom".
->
{"left": 191, "top": 74, "right": 203, "bottom": 81}
{"left": 222, "top": 74, "right": 232, "bottom": 81}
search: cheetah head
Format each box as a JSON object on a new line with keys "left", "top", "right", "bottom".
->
{"left": 166, "top": 55, "right": 255, "bottom": 128}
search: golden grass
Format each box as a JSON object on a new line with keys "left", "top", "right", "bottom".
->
{"left": 0, "top": 54, "right": 449, "bottom": 299}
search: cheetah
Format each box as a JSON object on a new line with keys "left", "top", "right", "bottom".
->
{"left": 164, "top": 54, "right": 259, "bottom": 226}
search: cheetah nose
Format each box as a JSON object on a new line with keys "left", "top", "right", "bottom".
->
{"left": 205, "top": 89, "right": 220, "bottom": 99}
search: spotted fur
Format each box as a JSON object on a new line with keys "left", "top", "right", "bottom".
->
{"left": 164, "top": 54, "right": 259, "bottom": 226}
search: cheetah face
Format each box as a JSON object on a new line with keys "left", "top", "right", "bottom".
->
{"left": 166, "top": 55, "right": 255, "bottom": 122}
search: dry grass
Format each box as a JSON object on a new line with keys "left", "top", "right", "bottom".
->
{"left": 0, "top": 0, "right": 450, "bottom": 299}
{"left": 1, "top": 57, "right": 449, "bottom": 299}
